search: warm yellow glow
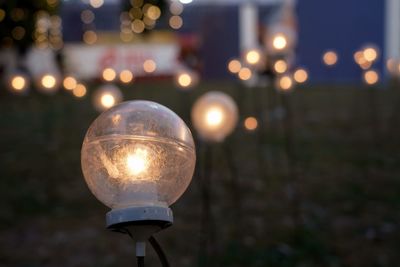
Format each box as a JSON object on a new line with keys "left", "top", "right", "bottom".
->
{"left": 205, "top": 107, "right": 224, "bottom": 127}
{"left": 354, "top": 51, "right": 365, "bottom": 65}
{"left": 273, "top": 60, "right": 288, "bottom": 74}
{"left": 238, "top": 67, "right": 252, "bottom": 81}
{"left": 294, "top": 68, "right": 308, "bottom": 83}
{"left": 11, "top": 76, "right": 26, "bottom": 91}
{"left": 90, "top": 0, "right": 104, "bottom": 8}
{"left": 63, "top": 76, "right": 77, "bottom": 90}
{"left": 41, "top": 74, "right": 57, "bottom": 89}
{"left": 278, "top": 75, "right": 293, "bottom": 91}
{"left": 363, "top": 47, "right": 378, "bottom": 63}
{"left": 126, "top": 148, "right": 149, "bottom": 176}
{"left": 100, "top": 94, "right": 116, "bottom": 108}
{"left": 246, "top": 50, "right": 261, "bottom": 65}
{"left": 273, "top": 34, "right": 287, "bottom": 50}
{"left": 386, "top": 58, "right": 395, "bottom": 73}
{"left": 244, "top": 116, "right": 258, "bottom": 131}
{"left": 323, "top": 51, "right": 338, "bottom": 66}
{"left": 119, "top": 70, "right": 134, "bottom": 83}
{"left": 228, "top": 59, "right": 242, "bottom": 73}
{"left": 102, "top": 68, "right": 117, "bottom": 81}
{"left": 83, "top": 30, "right": 97, "bottom": 45}
{"left": 132, "top": 19, "right": 145, "bottom": 33}
{"left": 146, "top": 6, "right": 161, "bottom": 20}
{"left": 143, "top": 59, "right": 157, "bottom": 73}
{"left": 364, "top": 70, "right": 379, "bottom": 85}
{"left": 169, "top": 15, "right": 183, "bottom": 30}
{"left": 360, "top": 61, "right": 372, "bottom": 70}
{"left": 73, "top": 84, "right": 87, "bottom": 98}
{"left": 178, "top": 73, "right": 192, "bottom": 87}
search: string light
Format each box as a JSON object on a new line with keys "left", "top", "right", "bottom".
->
{"left": 238, "top": 67, "right": 252, "bottom": 81}
{"left": 73, "top": 83, "right": 87, "bottom": 98}
{"left": 228, "top": 59, "right": 242, "bottom": 74}
{"left": 143, "top": 59, "right": 157, "bottom": 73}
{"left": 93, "top": 84, "right": 123, "bottom": 112}
{"left": 63, "top": 76, "right": 77, "bottom": 90}
{"left": 119, "top": 70, "right": 134, "bottom": 83}
{"left": 102, "top": 68, "right": 117, "bottom": 81}
{"left": 276, "top": 75, "right": 293, "bottom": 91}
{"left": 169, "top": 15, "right": 183, "bottom": 30}
{"left": 293, "top": 68, "right": 308, "bottom": 83}
{"left": 273, "top": 59, "right": 288, "bottom": 74}
{"left": 363, "top": 70, "right": 379, "bottom": 85}
{"left": 244, "top": 117, "right": 258, "bottom": 131}
{"left": 323, "top": 51, "right": 338, "bottom": 66}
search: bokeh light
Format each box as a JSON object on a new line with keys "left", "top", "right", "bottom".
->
{"left": 244, "top": 116, "right": 258, "bottom": 131}
{"left": 63, "top": 76, "right": 77, "bottom": 90}
{"left": 273, "top": 34, "right": 288, "bottom": 51}
{"left": 102, "top": 68, "right": 117, "bottom": 81}
{"left": 273, "top": 59, "right": 288, "bottom": 74}
{"left": 363, "top": 70, "right": 379, "bottom": 85}
{"left": 294, "top": 68, "right": 308, "bottom": 83}
{"left": 93, "top": 84, "right": 123, "bottom": 112}
{"left": 40, "top": 74, "right": 57, "bottom": 90}
{"left": 169, "top": 16, "right": 183, "bottom": 30}
{"left": 238, "top": 67, "right": 252, "bottom": 81}
{"left": 323, "top": 51, "right": 338, "bottom": 66}
{"left": 10, "top": 75, "right": 27, "bottom": 92}
{"left": 143, "top": 59, "right": 157, "bottom": 73}
{"left": 119, "top": 70, "right": 134, "bottom": 83}
{"left": 73, "top": 83, "right": 87, "bottom": 98}
{"left": 228, "top": 59, "right": 242, "bottom": 74}
{"left": 277, "top": 75, "right": 293, "bottom": 91}
{"left": 245, "top": 49, "right": 262, "bottom": 65}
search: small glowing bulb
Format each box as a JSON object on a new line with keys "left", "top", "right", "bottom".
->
{"left": 126, "top": 148, "right": 149, "bottom": 176}
{"left": 238, "top": 67, "right": 252, "bottom": 81}
{"left": 73, "top": 83, "right": 87, "bottom": 98}
{"left": 11, "top": 75, "right": 26, "bottom": 91}
{"left": 178, "top": 73, "right": 192, "bottom": 88}
{"left": 278, "top": 75, "right": 293, "bottom": 91}
{"left": 205, "top": 107, "right": 223, "bottom": 127}
{"left": 119, "top": 70, "right": 134, "bottom": 83}
{"left": 143, "top": 59, "right": 157, "bottom": 73}
{"left": 41, "top": 74, "right": 57, "bottom": 89}
{"left": 101, "top": 94, "right": 116, "bottom": 108}
{"left": 273, "top": 60, "right": 288, "bottom": 74}
{"left": 273, "top": 34, "right": 287, "bottom": 50}
{"left": 323, "top": 51, "right": 338, "bottom": 66}
{"left": 63, "top": 76, "right": 77, "bottom": 90}
{"left": 102, "top": 68, "right": 117, "bottom": 82}
{"left": 364, "top": 70, "right": 379, "bottom": 85}
{"left": 294, "top": 68, "right": 308, "bottom": 83}
{"left": 363, "top": 47, "right": 378, "bottom": 63}
{"left": 228, "top": 59, "right": 241, "bottom": 74}
{"left": 244, "top": 116, "right": 258, "bottom": 131}
{"left": 246, "top": 50, "right": 261, "bottom": 65}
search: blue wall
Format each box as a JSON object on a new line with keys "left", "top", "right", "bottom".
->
{"left": 296, "top": 0, "right": 385, "bottom": 83}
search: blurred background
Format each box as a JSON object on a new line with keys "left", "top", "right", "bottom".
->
{"left": 1, "top": 0, "right": 400, "bottom": 266}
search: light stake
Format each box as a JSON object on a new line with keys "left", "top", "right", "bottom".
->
{"left": 81, "top": 101, "right": 196, "bottom": 266}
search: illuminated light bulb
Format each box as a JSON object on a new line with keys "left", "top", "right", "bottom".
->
{"left": 143, "top": 59, "right": 157, "bottom": 73}
{"left": 102, "top": 68, "right": 117, "bottom": 82}
{"left": 73, "top": 83, "right": 87, "bottom": 98}
{"left": 363, "top": 70, "right": 379, "bottom": 85}
{"left": 273, "top": 34, "right": 287, "bottom": 50}
{"left": 244, "top": 116, "right": 258, "bottom": 131}
{"left": 169, "top": 15, "right": 183, "bottom": 30}
{"left": 119, "top": 70, "right": 134, "bottom": 83}
{"left": 266, "top": 25, "right": 296, "bottom": 55}
{"left": 37, "top": 73, "right": 59, "bottom": 93}
{"left": 81, "top": 100, "right": 196, "bottom": 230}
{"left": 8, "top": 73, "right": 29, "bottom": 94}
{"left": 293, "top": 68, "right": 308, "bottom": 83}
{"left": 93, "top": 84, "right": 123, "bottom": 112}
{"left": 175, "top": 70, "right": 198, "bottom": 89}
{"left": 90, "top": 0, "right": 104, "bottom": 8}
{"left": 245, "top": 49, "right": 261, "bottom": 65}
{"left": 273, "top": 59, "right": 288, "bottom": 74}
{"left": 323, "top": 51, "right": 338, "bottom": 66}
{"left": 63, "top": 76, "right": 77, "bottom": 90}
{"left": 191, "top": 91, "right": 238, "bottom": 142}
{"left": 238, "top": 67, "right": 252, "bottom": 81}
{"left": 362, "top": 45, "right": 379, "bottom": 63}
{"left": 276, "top": 75, "right": 293, "bottom": 92}
{"left": 228, "top": 59, "right": 242, "bottom": 74}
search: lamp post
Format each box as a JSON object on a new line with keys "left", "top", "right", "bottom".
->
{"left": 81, "top": 100, "right": 196, "bottom": 266}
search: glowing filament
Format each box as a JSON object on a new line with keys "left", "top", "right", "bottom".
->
{"left": 101, "top": 94, "right": 116, "bottom": 108}
{"left": 273, "top": 34, "right": 287, "bottom": 50}
{"left": 127, "top": 148, "right": 149, "bottom": 176}
{"left": 205, "top": 107, "right": 223, "bottom": 127}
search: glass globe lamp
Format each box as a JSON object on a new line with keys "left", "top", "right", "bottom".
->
{"left": 191, "top": 91, "right": 238, "bottom": 142}
{"left": 92, "top": 84, "right": 123, "bottom": 112}
{"left": 81, "top": 101, "right": 196, "bottom": 231}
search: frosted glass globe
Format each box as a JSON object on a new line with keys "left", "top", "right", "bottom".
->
{"left": 81, "top": 101, "right": 196, "bottom": 210}
{"left": 191, "top": 91, "right": 238, "bottom": 142}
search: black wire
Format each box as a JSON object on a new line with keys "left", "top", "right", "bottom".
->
{"left": 149, "top": 236, "right": 171, "bottom": 267}
{"left": 137, "top": 256, "right": 144, "bottom": 267}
